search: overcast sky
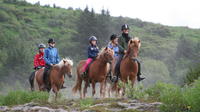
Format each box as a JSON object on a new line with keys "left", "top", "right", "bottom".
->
{"left": 26, "top": 0, "right": 200, "bottom": 29}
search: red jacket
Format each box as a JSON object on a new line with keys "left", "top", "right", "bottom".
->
{"left": 34, "top": 52, "right": 45, "bottom": 68}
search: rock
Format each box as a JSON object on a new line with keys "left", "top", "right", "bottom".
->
{"left": 0, "top": 102, "right": 68, "bottom": 112}
{"left": 0, "top": 106, "right": 9, "bottom": 111}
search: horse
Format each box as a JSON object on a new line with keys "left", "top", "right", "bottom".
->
{"left": 111, "top": 37, "right": 141, "bottom": 96}
{"left": 33, "top": 58, "right": 73, "bottom": 97}
{"left": 49, "top": 58, "right": 73, "bottom": 98}
{"left": 72, "top": 47, "right": 114, "bottom": 98}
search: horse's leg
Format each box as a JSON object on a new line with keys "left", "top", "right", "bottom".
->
{"left": 52, "top": 84, "right": 58, "bottom": 101}
{"left": 100, "top": 82, "right": 104, "bottom": 98}
{"left": 79, "top": 79, "right": 83, "bottom": 99}
{"left": 91, "top": 81, "right": 96, "bottom": 97}
{"left": 83, "top": 81, "right": 89, "bottom": 98}
{"left": 103, "top": 80, "right": 106, "bottom": 98}
{"left": 130, "top": 74, "right": 137, "bottom": 87}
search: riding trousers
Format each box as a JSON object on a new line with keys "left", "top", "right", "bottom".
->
{"left": 82, "top": 58, "right": 93, "bottom": 72}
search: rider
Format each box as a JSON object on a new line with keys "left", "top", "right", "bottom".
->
{"left": 29, "top": 43, "right": 46, "bottom": 91}
{"left": 34, "top": 43, "right": 46, "bottom": 70}
{"left": 81, "top": 36, "right": 99, "bottom": 77}
{"left": 116, "top": 24, "right": 145, "bottom": 81}
{"left": 43, "top": 38, "right": 64, "bottom": 89}
{"left": 108, "top": 34, "right": 119, "bottom": 60}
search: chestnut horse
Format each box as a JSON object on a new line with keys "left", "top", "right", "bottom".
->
{"left": 72, "top": 47, "right": 114, "bottom": 98}
{"left": 119, "top": 37, "right": 141, "bottom": 96}
{"left": 33, "top": 58, "right": 73, "bottom": 97}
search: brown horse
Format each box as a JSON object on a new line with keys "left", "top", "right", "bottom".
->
{"left": 72, "top": 47, "right": 114, "bottom": 98}
{"left": 119, "top": 37, "right": 141, "bottom": 96}
{"left": 34, "top": 58, "right": 73, "bottom": 96}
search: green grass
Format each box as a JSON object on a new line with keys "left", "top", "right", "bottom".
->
{"left": 79, "top": 98, "right": 95, "bottom": 108}
{"left": 0, "top": 90, "right": 49, "bottom": 106}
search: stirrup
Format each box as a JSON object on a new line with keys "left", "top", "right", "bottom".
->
{"left": 81, "top": 72, "right": 87, "bottom": 78}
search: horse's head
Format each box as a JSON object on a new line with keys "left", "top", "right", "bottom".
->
{"left": 59, "top": 58, "right": 73, "bottom": 78}
{"left": 127, "top": 37, "right": 141, "bottom": 57}
{"left": 100, "top": 47, "right": 114, "bottom": 63}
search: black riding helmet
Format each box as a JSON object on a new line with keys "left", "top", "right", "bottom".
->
{"left": 48, "top": 38, "right": 55, "bottom": 44}
{"left": 121, "top": 24, "right": 129, "bottom": 31}
{"left": 89, "top": 36, "right": 97, "bottom": 43}
{"left": 110, "top": 34, "right": 118, "bottom": 41}
{"left": 38, "top": 43, "right": 46, "bottom": 49}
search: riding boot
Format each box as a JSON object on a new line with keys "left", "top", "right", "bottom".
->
{"left": 61, "top": 84, "right": 66, "bottom": 89}
{"left": 136, "top": 60, "right": 145, "bottom": 81}
{"left": 43, "top": 67, "right": 49, "bottom": 88}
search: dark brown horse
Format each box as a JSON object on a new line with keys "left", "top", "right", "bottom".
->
{"left": 111, "top": 37, "right": 141, "bottom": 96}
{"left": 72, "top": 47, "right": 114, "bottom": 98}
{"left": 34, "top": 58, "right": 73, "bottom": 97}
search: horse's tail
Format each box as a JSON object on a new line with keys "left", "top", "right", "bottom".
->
{"left": 29, "top": 71, "right": 35, "bottom": 91}
{"left": 72, "top": 69, "right": 82, "bottom": 94}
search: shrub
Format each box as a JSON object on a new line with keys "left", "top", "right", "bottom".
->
{"left": 145, "top": 82, "right": 177, "bottom": 100}
{"left": 0, "top": 10, "right": 10, "bottom": 22}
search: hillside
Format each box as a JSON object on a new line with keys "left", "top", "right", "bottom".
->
{"left": 0, "top": 0, "right": 200, "bottom": 92}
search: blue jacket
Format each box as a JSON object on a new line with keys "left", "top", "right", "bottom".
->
{"left": 108, "top": 43, "right": 119, "bottom": 57}
{"left": 44, "top": 47, "right": 60, "bottom": 65}
{"left": 88, "top": 45, "right": 99, "bottom": 58}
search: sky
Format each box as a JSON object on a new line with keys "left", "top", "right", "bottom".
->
{"left": 26, "top": 0, "right": 200, "bottom": 29}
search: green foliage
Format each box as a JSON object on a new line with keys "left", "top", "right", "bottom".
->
{"left": 0, "top": 90, "right": 48, "bottom": 106}
{"left": 184, "top": 63, "right": 200, "bottom": 85}
{"left": 145, "top": 82, "right": 177, "bottom": 101}
{"left": 123, "top": 81, "right": 148, "bottom": 100}
{"left": 184, "top": 80, "right": 200, "bottom": 112}
{"left": 79, "top": 98, "right": 95, "bottom": 108}
{"left": 145, "top": 79, "right": 200, "bottom": 112}
{"left": 0, "top": 10, "right": 10, "bottom": 22}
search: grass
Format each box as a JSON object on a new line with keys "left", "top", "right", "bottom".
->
{"left": 79, "top": 98, "right": 95, "bottom": 108}
{"left": 0, "top": 90, "right": 49, "bottom": 106}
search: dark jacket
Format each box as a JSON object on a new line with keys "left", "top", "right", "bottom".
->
{"left": 88, "top": 45, "right": 99, "bottom": 59}
{"left": 118, "top": 33, "right": 132, "bottom": 54}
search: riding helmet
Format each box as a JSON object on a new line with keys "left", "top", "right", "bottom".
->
{"left": 121, "top": 24, "right": 129, "bottom": 31}
{"left": 89, "top": 36, "right": 97, "bottom": 42}
{"left": 38, "top": 43, "right": 46, "bottom": 49}
{"left": 48, "top": 38, "right": 56, "bottom": 44}
{"left": 110, "top": 34, "right": 118, "bottom": 41}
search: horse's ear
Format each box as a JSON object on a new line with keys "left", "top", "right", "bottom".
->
{"left": 130, "top": 40, "right": 133, "bottom": 44}
{"left": 104, "top": 47, "right": 108, "bottom": 51}
{"left": 63, "top": 60, "right": 66, "bottom": 64}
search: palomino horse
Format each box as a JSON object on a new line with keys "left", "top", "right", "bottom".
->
{"left": 33, "top": 58, "right": 73, "bottom": 96}
{"left": 72, "top": 47, "right": 114, "bottom": 98}
{"left": 119, "top": 37, "right": 141, "bottom": 96}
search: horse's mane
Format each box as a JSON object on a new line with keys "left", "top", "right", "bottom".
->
{"left": 124, "top": 37, "right": 141, "bottom": 58}
{"left": 58, "top": 58, "right": 73, "bottom": 66}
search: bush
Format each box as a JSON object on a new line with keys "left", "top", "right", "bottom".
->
{"left": 0, "top": 10, "right": 10, "bottom": 22}
{"left": 184, "top": 64, "right": 200, "bottom": 85}
{"left": 0, "top": 90, "right": 49, "bottom": 106}
{"left": 145, "top": 82, "right": 177, "bottom": 101}
{"left": 184, "top": 79, "right": 200, "bottom": 112}
{"left": 159, "top": 87, "right": 188, "bottom": 112}
{"left": 121, "top": 81, "right": 148, "bottom": 100}
{"left": 152, "top": 80, "right": 200, "bottom": 112}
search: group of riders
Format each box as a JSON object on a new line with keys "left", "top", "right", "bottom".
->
{"left": 30, "top": 24, "right": 145, "bottom": 90}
